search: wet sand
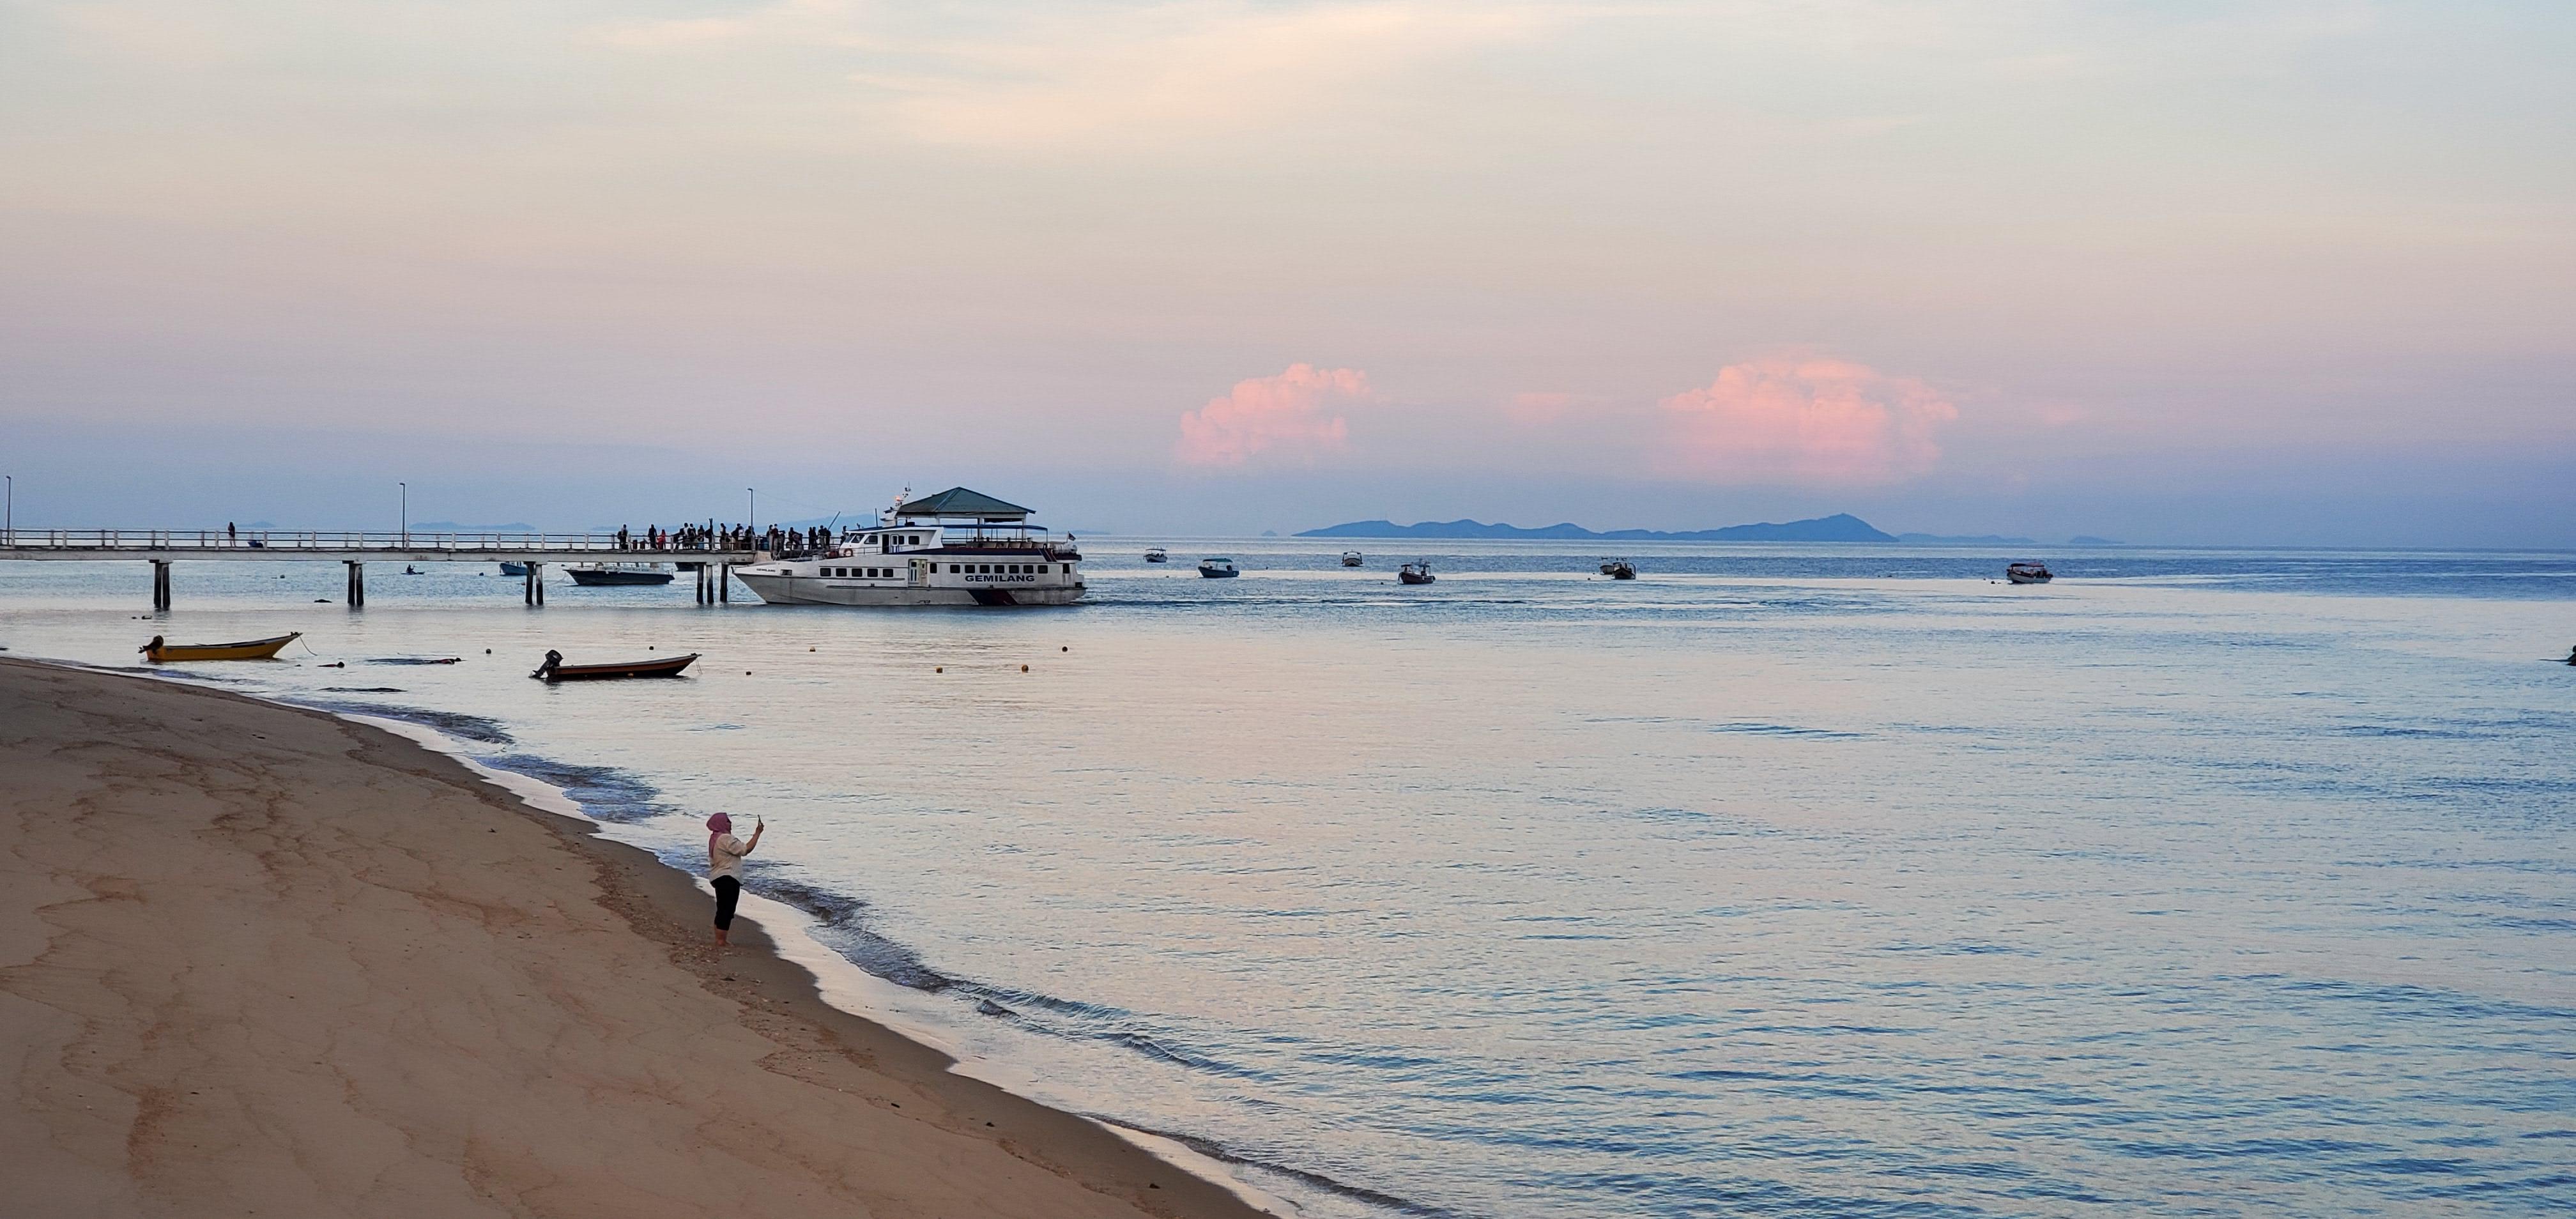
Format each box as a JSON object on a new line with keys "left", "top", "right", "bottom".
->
{"left": 0, "top": 657, "right": 1268, "bottom": 1218}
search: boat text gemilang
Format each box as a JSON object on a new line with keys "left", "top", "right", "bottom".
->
{"left": 732, "top": 487, "right": 1086, "bottom": 608}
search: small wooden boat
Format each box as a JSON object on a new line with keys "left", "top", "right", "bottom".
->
{"left": 141, "top": 632, "right": 300, "bottom": 663}
{"left": 530, "top": 649, "right": 698, "bottom": 682}
{"left": 566, "top": 563, "right": 675, "bottom": 586}
{"left": 1144, "top": 548, "right": 1169, "bottom": 563}
{"left": 1600, "top": 559, "right": 1636, "bottom": 579}
{"left": 1397, "top": 562, "right": 1435, "bottom": 585}
{"left": 2005, "top": 562, "right": 2053, "bottom": 585}
{"left": 1341, "top": 551, "right": 1365, "bottom": 567}
{"left": 1198, "top": 557, "right": 1239, "bottom": 578}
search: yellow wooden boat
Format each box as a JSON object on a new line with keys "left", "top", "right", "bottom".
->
{"left": 141, "top": 632, "right": 301, "bottom": 663}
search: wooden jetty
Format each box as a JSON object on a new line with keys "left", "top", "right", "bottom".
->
{"left": 0, "top": 530, "right": 759, "bottom": 609}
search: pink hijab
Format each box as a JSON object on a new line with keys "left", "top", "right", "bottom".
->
{"left": 706, "top": 813, "right": 732, "bottom": 854}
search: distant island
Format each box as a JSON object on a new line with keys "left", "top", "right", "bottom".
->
{"left": 1296, "top": 513, "right": 1896, "bottom": 542}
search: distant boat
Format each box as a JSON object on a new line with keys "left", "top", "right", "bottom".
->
{"left": 530, "top": 649, "right": 698, "bottom": 682}
{"left": 1144, "top": 547, "right": 1169, "bottom": 563}
{"left": 1198, "top": 557, "right": 1239, "bottom": 579}
{"left": 566, "top": 562, "right": 675, "bottom": 586}
{"left": 141, "top": 632, "right": 300, "bottom": 663}
{"left": 1341, "top": 551, "right": 1364, "bottom": 567}
{"left": 2005, "top": 562, "right": 2053, "bottom": 585}
{"left": 1599, "top": 559, "right": 1636, "bottom": 579}
{"left": 1398, "top": 561, "right": 1435, "bottom": 585}
{"left": 498, "top": 562, "right": 529, "bottom": 577}
{"left": 402, "top": 565, "right": 422, "bottom": 575}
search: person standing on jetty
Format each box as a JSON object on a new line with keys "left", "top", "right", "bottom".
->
{"left": 707, "top": 813, "right": 763, "bottom": 946}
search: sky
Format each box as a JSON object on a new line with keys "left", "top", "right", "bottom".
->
{"left": 2, "top": 1, "right": 2571, "bottom": 545}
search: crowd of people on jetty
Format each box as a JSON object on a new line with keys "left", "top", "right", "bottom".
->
{"left": 611, "top": 523, "right": 839, "bottom": 555}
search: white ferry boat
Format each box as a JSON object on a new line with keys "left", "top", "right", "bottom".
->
{"left": 732, "top": 487, "right": 1085, "bottom": 608}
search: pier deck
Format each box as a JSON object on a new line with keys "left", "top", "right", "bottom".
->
{"left": 0, "top": 531, "right": 760, "bottom": 608}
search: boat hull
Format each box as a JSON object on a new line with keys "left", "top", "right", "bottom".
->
{"left": 146, "top": 632, "right": 300, "bottom": 662}
{"left": 732, "top": 574, "right": 1086, "bottom": 607}
{"left": 1198, "top": 569, "right": 1238, "bottom": 579}
{"left": 567, "top": 569, "right": 675, "bottom": 586}
{"left": 540, "top": 654, "right": 698, "bottom": 681}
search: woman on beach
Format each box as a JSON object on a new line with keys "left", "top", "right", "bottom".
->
{"left": 707, "top": 813, "right": 763, "bottom": 946}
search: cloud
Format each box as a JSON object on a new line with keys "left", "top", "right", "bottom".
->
{"left": 1176, "top": 364, "right": 1370, "bottom": 466}
{"left": 597, "top": 1, "right": 1557, "bottom": 149}
{"left": 1656, "top": 354, "right": 1958, "bottom": 484}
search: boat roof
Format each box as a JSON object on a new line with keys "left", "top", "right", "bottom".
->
{"left": 891, "top": 487, "right": 1032, "bottom": 521}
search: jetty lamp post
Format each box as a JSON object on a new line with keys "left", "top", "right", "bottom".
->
{"left": 4, "top": 474, "right": 12, "bottom": 548}
{"left": 399, "top": 482, "right": 408, "bottom": 546}
{"left": 747, "top": 488, "right": 756, "bottom": 535}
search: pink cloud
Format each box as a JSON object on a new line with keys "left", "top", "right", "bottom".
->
{"left": 1176, "top": 364, "right": 1370, "bottom": 466}
{"left": 1656, "top": 355, "right": 1958, "bottom": 484}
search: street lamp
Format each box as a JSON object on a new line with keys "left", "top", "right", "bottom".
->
{"left": 399, "top": 482, "right": 408, "bottom": 546}
{"left": 4, "top": 475, "right": 12, "bottom": 548}
{"left": 747, "top": 488, "right": 756, "bottom": 535}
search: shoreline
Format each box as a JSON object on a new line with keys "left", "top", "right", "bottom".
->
{"left": 1, "top": 655, "right": 1275, "bottom": 1218}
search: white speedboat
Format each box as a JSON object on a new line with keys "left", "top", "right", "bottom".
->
{"left": 1198, "top": 557, "right": 1239, "bottom": 578}
{"left": 1341, "top": 551, "right": 1364, "bottom": 567}
{"left": 732, "top": 487, "right": 1085, "bottom": 607}
{"left": 2005, "top": 561, "right": 2053, "bottom": 585}
{"left": 1144, "top": 548, "right": 1169, "bottom": 563}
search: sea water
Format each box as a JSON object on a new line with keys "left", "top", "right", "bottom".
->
{"left": 3, "top": 540, "right": 2572, "bottom": 1218}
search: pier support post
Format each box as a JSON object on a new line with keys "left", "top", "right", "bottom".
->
{"left": 719, "top": 564, "right": 731, "bottom": 603}
{"left": 150, "top": 560, "right": 171, "bottom": 610}
{"left": 523, "top": 563, "right": 544, "bottom": 606}
{"left": 344, "top": 561, "right": 364, "bottom": 609}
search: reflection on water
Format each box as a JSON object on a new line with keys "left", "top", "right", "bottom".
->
{"left": 4, "top": 540, "right": 2573, "bottom": 1218}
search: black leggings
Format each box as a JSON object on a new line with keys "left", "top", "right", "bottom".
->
{"left": 712, "top": 876, "right": 740, "bottom": 930}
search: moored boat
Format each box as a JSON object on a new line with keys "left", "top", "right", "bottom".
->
{"left": 141, "top": 632, "right": 300, "bottom": 663}
{"left": 2005, "top": 561, "right": 2053, "bottom": 584}
{"left": 498, "top": 561, "right": 529, "bottom": 577}
{"left": 529, "top": 648, "right": 699, "bottom": 682}
{"left": 1198, "top": 557, "right": 1239, "bottom": 578}
{"left": 732, "top": 487, "right": 1085, "bottom": 607}
{"left": 1341, "top": 551, "right": 1364, "bottom": 567}
{"left": 1600, "top": 559, "right": 1636, "bottom": 579}
{"left": 1144, "top": 548, "right": 1169, "bottom": 563}
{"left": 1397, "top": 561, "right": 1435, "bottom": 585}
{"left": 566, "top": 562, "right": 675, "bottom": 586}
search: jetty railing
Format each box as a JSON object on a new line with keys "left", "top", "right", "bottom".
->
{"left": 4, "top": 530, "right": 750, "bottom": 553}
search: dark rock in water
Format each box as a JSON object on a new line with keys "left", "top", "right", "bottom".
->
{"left": 976, "top": 999, "right": 1016, "bottom": 1018}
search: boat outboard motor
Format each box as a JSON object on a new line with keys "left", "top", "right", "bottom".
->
{"left": 531, "top": 649, "right": 563, "bottom": 680}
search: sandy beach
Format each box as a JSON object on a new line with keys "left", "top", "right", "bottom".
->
{"left": 0, "top": 657, "right": 1268, "bottom": 1218}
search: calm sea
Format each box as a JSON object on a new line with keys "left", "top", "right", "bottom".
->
{"left": 5, "top": 540, "right": 2573, "bottom": 1217}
